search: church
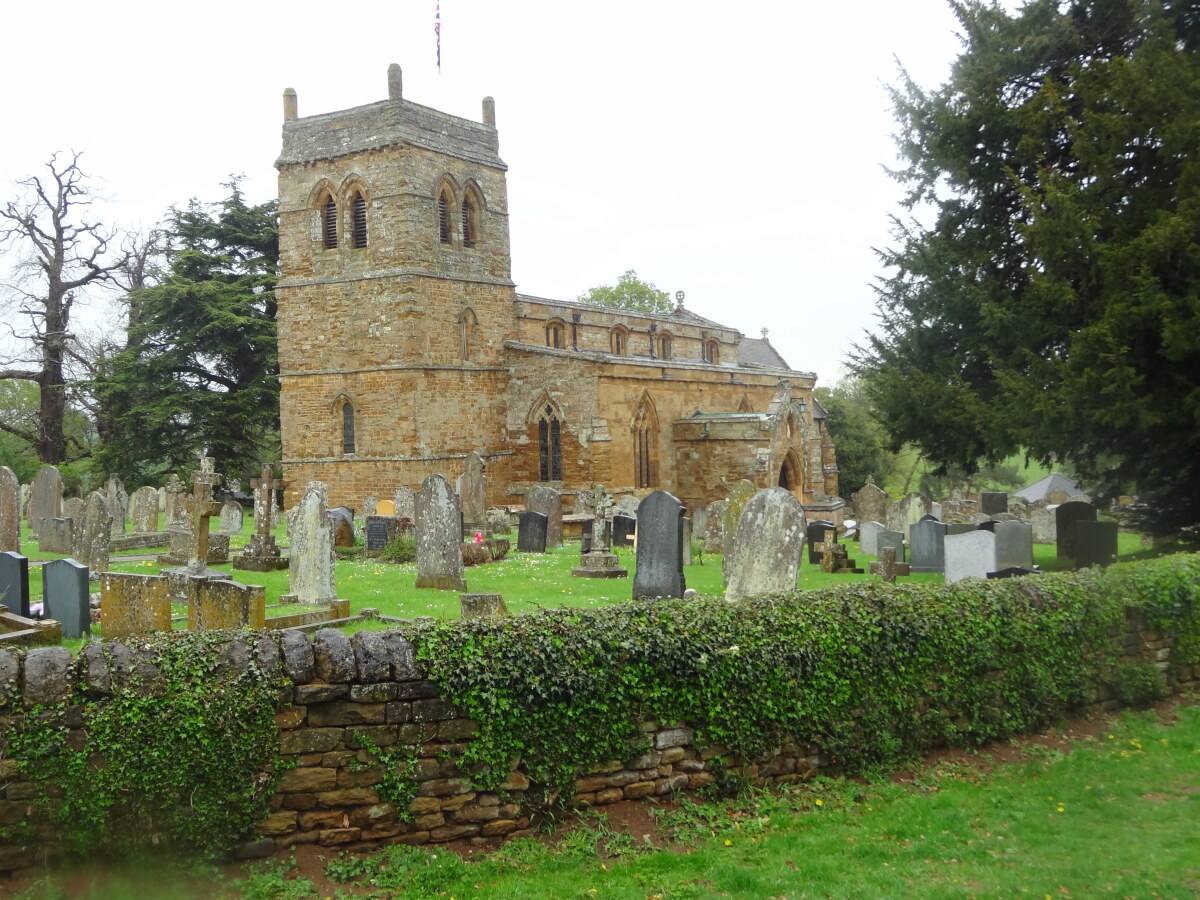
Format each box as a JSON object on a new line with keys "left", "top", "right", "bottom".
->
{"left": 275, "top": 66, "right": 843, "bottom": 522}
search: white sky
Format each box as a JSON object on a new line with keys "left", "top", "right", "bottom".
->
{"left": 1, "top": 0, "right": 981, "bottom": 385}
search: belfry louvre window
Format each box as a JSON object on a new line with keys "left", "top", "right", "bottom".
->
{"left": 352, "top": 194, "right": 368, "bottom": 248}
{"left": 322, "top": 198, "right": 337, "bottom": 249}
{"left": 461, "top": 196, "right": 475, "bottom": 248}
{"left": 438, "top": 192, "right": 451, "bottom": 244}
{"left": 537, "top": 406, "right": 562, "bottom": 481}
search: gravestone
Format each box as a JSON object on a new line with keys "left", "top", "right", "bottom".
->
{"left": 393, "top": 486, "right": 417, "bottom": 522}
{"left": 361, "top": 496, "right": 378, "bottom": 520}
{"left": 988, "top": 566, "right": 1038, "bottom": 579}
{"left": 415, "top": 474, "right": 467, "bottom": 590}
{"left": 886, "top": 492, "right": 930, "bottom": 536}
{"left": 977, "top": 520, "right": 997, "bottom": 533}
{"left": 632, "top": 491, "right": 686, "bottom": 600}
{"left": 328, "top": 506, "right": 356, "bottom": 548}
{"left": 282, "top": 481, "right": 341, "bottom": 604}
{"left": 44, "top": 558, "right": 91, "bottom": 638}
{"left": 852, "top": 476, "right": 889, "bottom": 528}
{"left": 704, "top": 499, "right": 728, "bottom": 554}
{"left": 100, "top": 572, "right": 170, "bottom": 639}
{"left": 129, "top": 486, "right": 160, "bottom": 533}
{"left": 859, "top": 521, "right": 885, "bottom": 557}
{"left": 909, "top": 519, "right": 948, "bottom": 573}
{"left": 525, "top": 485, "right": 563, "bottom": 547}
{"left": 184, "top": 458, "right": 223, "bottom": 575}
{"left": 612, "top": 514, "right": 637, "bottom": 547}
{"left": 980, "top": 492, "right": 1008, "bottom": 517}
{"left": 724, "top": 488, "right": 806, "bottom": 601}
{"left": 0, "top": 551, "right": 31, "bottom": 617}
{"left": 104, "top": 474, "right": 128, "bottom": 537}
{"left": 236, "top": 465, "right": 288, "bottom": 571}
{"left": 38, "top": 518, "right": 74, "bottom": 555}
{"left": 806, "top": 520, "right": 835, "bottom": 564}
{"left": 944, "top": 530, "right": 997, "bottom": 584}
{"left": 1030, "top": 507, "right": 1056, "bottom": 543}
{"left": 72, "top": 491, "right": 112, "bottom": 577}
{"left": 163, "top": 473, "right": 189, "bottom": 531}
{"left": 365, "top": 515, "right": 406, "bottom": 554}
{"left": 946, "top": 523, "right": 978, "bottom": 536}
{"left": 571, "top": 485, "right": 628, "bottom": 579}
{"left": 1073, "top": 520, "right": 1119, "bottom": 568}
{"left": 460, "top": 593, "right": 508, "bottom": 619}
{"left": 868, "top": 547, "right": 910, "bottom": 584}
{"left": 876, "top": 529, "right": 906, "bottom": 563}
{"left": 376, "top": 498, "right": 396, "bottom": 517}
{"left": 62, "top": 497, "right": 84, "bottom": 523}
{"left": 1056, "top": 501, "right": 1098, "bottom": 561}
{"left": 993, "top": 521, "right": 1034, "bottom": 571}
{"left": 517, "top": 511, "right": 549, "bottom": 553}
{"left": 691, "top": 505, "right": 708, "bottom": 548}
{"left": 0, "top": 465, "right": 19, "bottom": 553}
{"left": 26, "top": 465, "right": 63, "bottom": 534}
{"left": 721, "top": 480, "right": 758, "bottom": 581}
{"left": 458, "top": 452, "right": 488, "bottom": 535}
{"left": 188, "top": 579, "right": 266, "bottom": 630}
{"left": 682, "top": 516, "right": 693, "bottom": 566}
{"left": 486, "top": 507, "right": 511, "bottom": 535}
{"left": 219, "top": 499, "right": 244, "bottom": 535}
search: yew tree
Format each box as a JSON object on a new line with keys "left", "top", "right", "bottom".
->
{"left": 854, "top": 0, "right": 1200, "bottom": 534}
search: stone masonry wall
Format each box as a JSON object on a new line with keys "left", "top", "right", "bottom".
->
{"left": 0, "top": 613, "right": 1194, "bottom": 873}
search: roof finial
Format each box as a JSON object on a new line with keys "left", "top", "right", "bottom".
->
{"left": 674, "top": 290, "right": 685, "bottom": 312}
{"left": 761, "top": 327, "right": 769, "bottom": 339}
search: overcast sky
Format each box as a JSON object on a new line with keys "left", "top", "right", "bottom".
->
{"left": 1, "top": 0, "right": 987, "bottom": 384}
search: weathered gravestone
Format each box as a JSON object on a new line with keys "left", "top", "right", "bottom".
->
{"left": 0, "top": 466, "right": 19, "bottom": 553}
{"left": 993, "top": 521, "right": 1034, "bottom": 571}
{"left": 852, "top": 476, "right": 889, "bottom": 529}
{"left": 1056, "top": 501, "right": 1098, "bottom": 561}
{"left": 129, "top": 486, "right": 160, "bottom": 533}
{"left": 100, "top": 572, "right": 170, "bottom": 639}
{"left": 365, "top": 515, "right": 407, "bottom": 555}
{"left": 806, "top": 520, "right": 835, "bottom": 565}
{"left": 361, "top": 496, "right": 378, "bottom": 520}
{"left": 393, "top": 486, "right": 417, "bottom": 522}
{"left": 62, "top": 497, "right": 84, "bottom": 523}
{"left": 517, "top": 511, "right": 549, "bottom": 553}
{"left": 458, "top": 452, "right": 488, "bottom": 536}
{"left": 163, "top": 473, "right": 189, "bottom": 531}
{"left": 980, "top": 492, "right": 1008, "bottom": 517}
{"left": 236, "top": 466, "right": 288, "bottom": 572}
{"left": 486, "top": 508, "right": 510, "bottom": 535}
{"left": 1073, "top": 520, "right": 1119, "bottom": 569}
{"left": 721, "top": 480, "right": 758, "bottom": 580}
{"left": 947, "top": 522, "right": 979, "bottom": 535}
{"left": 44, "top": 558, "right": 91, "bottom": 638}
{"left": 38, "top": 518, "right": 74, "bottom": 555}
{"left": 1030, "top": 507, "right": 1056, "bottom": 544}
{"left": 909, "top": 519, "right": 948, "bottom": 573}
{"left": 184, "top": 459, "right": 224, "bottom": 574}
{"left": 415, "top": 474, "right": 467, "bottom": 590}
{"left": 460, "top": 593, "right": 508, "bottom": 619}
{"left": 0, "top": 551, "right": 31, "bottom": 617}
{"left": 887, "top": 492, "right": 930, "bottom": 537}
{"left": 632, "top": 491, "right": 686, "bottom": 600}
{"left": 282, "top": 481, "right": 341, "bottom": 604}
{"left": 571, "top": 485, "right": 628, "bottom": 579}
{"left": 876, "top": 529, "right": 906, "bottom": 563}
{"left": 704, "top": 499, "right": 728, "bottom": 554}
{"left": 859, "top": 521, "right": 885, "bottom": 557}
{"left": 72, "top": 492, "right": 112, "bottom": 578}
{"left": 724, "top": 488, "right": 806, "bottom": 602}
{"left": 682, "top": 516, "right": 693, "bottom": 567}
{"left": 104, "top": 475, "right": 128, "bottom": 537}
{"left": 612, "top": 514, "right": 637, "bottom": 547}
{"left": 26, "top": 465, "right": 63, "bottom": 535}
{"left": 218, "top": 499, "right": 244, "bottom": 535}
{"left": 189, "top": 579, "right": 266, "bottom": 630}
{"left": 327, "top": 506, "right": 356, "bottom": 548}
{"left": 868, "top": 547, "right": 910, "bottom": 584}
{"left": 944, "top": 530, "right": 997, "bottom": 584}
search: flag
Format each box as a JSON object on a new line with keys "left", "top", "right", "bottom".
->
{"left": 435, "top": 1, "right": 441, "bottom": 73}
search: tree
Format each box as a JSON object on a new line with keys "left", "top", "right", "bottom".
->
{"left": 577, "top": 269, "right": 673, "bottom": 313}
{"left": 853, "top": 0, "right": 1200, "bottom": 535}
{"left": 96, "top": 182, "right": 279, "bottom": 483}
{"left": 0, "top": 152, "right": 129, "bottom": 464}
{"left": 813, "top": 377, "right": 898, "bottom": 498}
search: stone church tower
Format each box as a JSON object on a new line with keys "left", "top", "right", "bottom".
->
{"left": 276, "top": 65, "right": 516, "bottom": 505}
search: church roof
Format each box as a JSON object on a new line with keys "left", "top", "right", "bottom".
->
{"left": 737, "top": 336, "right": 790, "bottom": 370}
{"left": 1014, "top": 472, "right": 1081, "bottom": 502}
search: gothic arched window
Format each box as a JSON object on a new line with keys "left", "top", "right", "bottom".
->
{"left": 437, "top": 189, "right": 452, "bottom": 244}
{"left": 537, "top": 405, "right": 562, "bottom": 482}
{"left": 351, "top": 192, "right": 368, "bottom": 248}
{"left": 633, "top": 396, "right": 658, "bottom": 489}
{"left": 322, "top": 196, "right": 338, "bottom": 249}
{"left": 341, "top": 400, "right": 356, "bottom": 455}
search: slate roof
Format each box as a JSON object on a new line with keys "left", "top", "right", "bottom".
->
{"left": 737, "top": 336, "right": 791, "bottom": 370}
{"left": 1014, "top": 472, "right": 1081, "bottom": 502}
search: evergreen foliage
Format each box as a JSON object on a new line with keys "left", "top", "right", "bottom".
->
{"left": 854, "top": 0, "right": 1200, "bottom": 535}
{"left": 813, "top": 377, "right": 898, "bottom": 496}
{"left": 96, "top": 182, "right": 279, "bottom": 483}
{"left": 577, "top": 269, "right": 673, "bottom": 313}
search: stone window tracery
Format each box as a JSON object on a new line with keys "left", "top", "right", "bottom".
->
{"left": 537, "top": 405, "right": 562, "bottom": 482}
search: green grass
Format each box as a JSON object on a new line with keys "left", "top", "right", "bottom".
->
{"left": 11, "top": 699, "right": 1198, "bottom": 898}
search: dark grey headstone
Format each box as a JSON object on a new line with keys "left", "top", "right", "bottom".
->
{"left": 981, "top": 492, "right": 1008, "bottom": 516}
{"left": 366, "top": 518, "right": 391, "bottom": 552}
{"left": 994, "top": 521, "right": 1034, "bottom": 570}
{"left": 632, "top": 491, "right": 686, "bottom": 600}
{"left": 946, "top": 523, "right": 978, "bottom": 536}
{"left": 517, "top": 511, "right": 549, "bottom": 553}
{"left": 909, "top": 519, "right": 948, "bottom": 573}
{"left": 1073, "top": 520, "right": 1118, "bottom": 569}
{"left": 0, "top": 551, "right": 30, "bottom": 617}
{"left": 1056, "top": 501, "right": 1098, "bottom": 560}
{"left": 612, "top": 514, "right": 637, "bottom": 547}
{"left": 977, "top": 520, "right": 997, "bottom": 533}
{"left": 987, "top": 566, "right": 1038, "bottom": 579}
{"left": 806, "top": 520, "right": 835, "bottom": 564}
{"left": 525, "top": 486, "right": 562, "bottom": 547}
{"left": 876, "top": 529, "right": 906, "bottom": 563}
{"left": 43, "top": 557, "right": 91, "bottom": 638}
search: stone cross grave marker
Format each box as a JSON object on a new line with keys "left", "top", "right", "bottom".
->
{"left": 185, "top": 458, "right": 223, "bottom": 574}
{"left": 868, "top": 547, "right": 910, "bottom": 584}
{"left": 806, "top": 519, "right": 835, "bottom": 565}
{"left": 44, "top": 558, "right": 90, "bottom": 638}
{"left": 724, "top": 488, "right": 806, "bottom": 601}
{"left": 816, "top": 529, "right": 839, "bottom": 573}
{"left": 0, "top": 465, "right": 19, "bottom": 553}
{"left": 251, "top": 464, "right": 284, "bottom": 537}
